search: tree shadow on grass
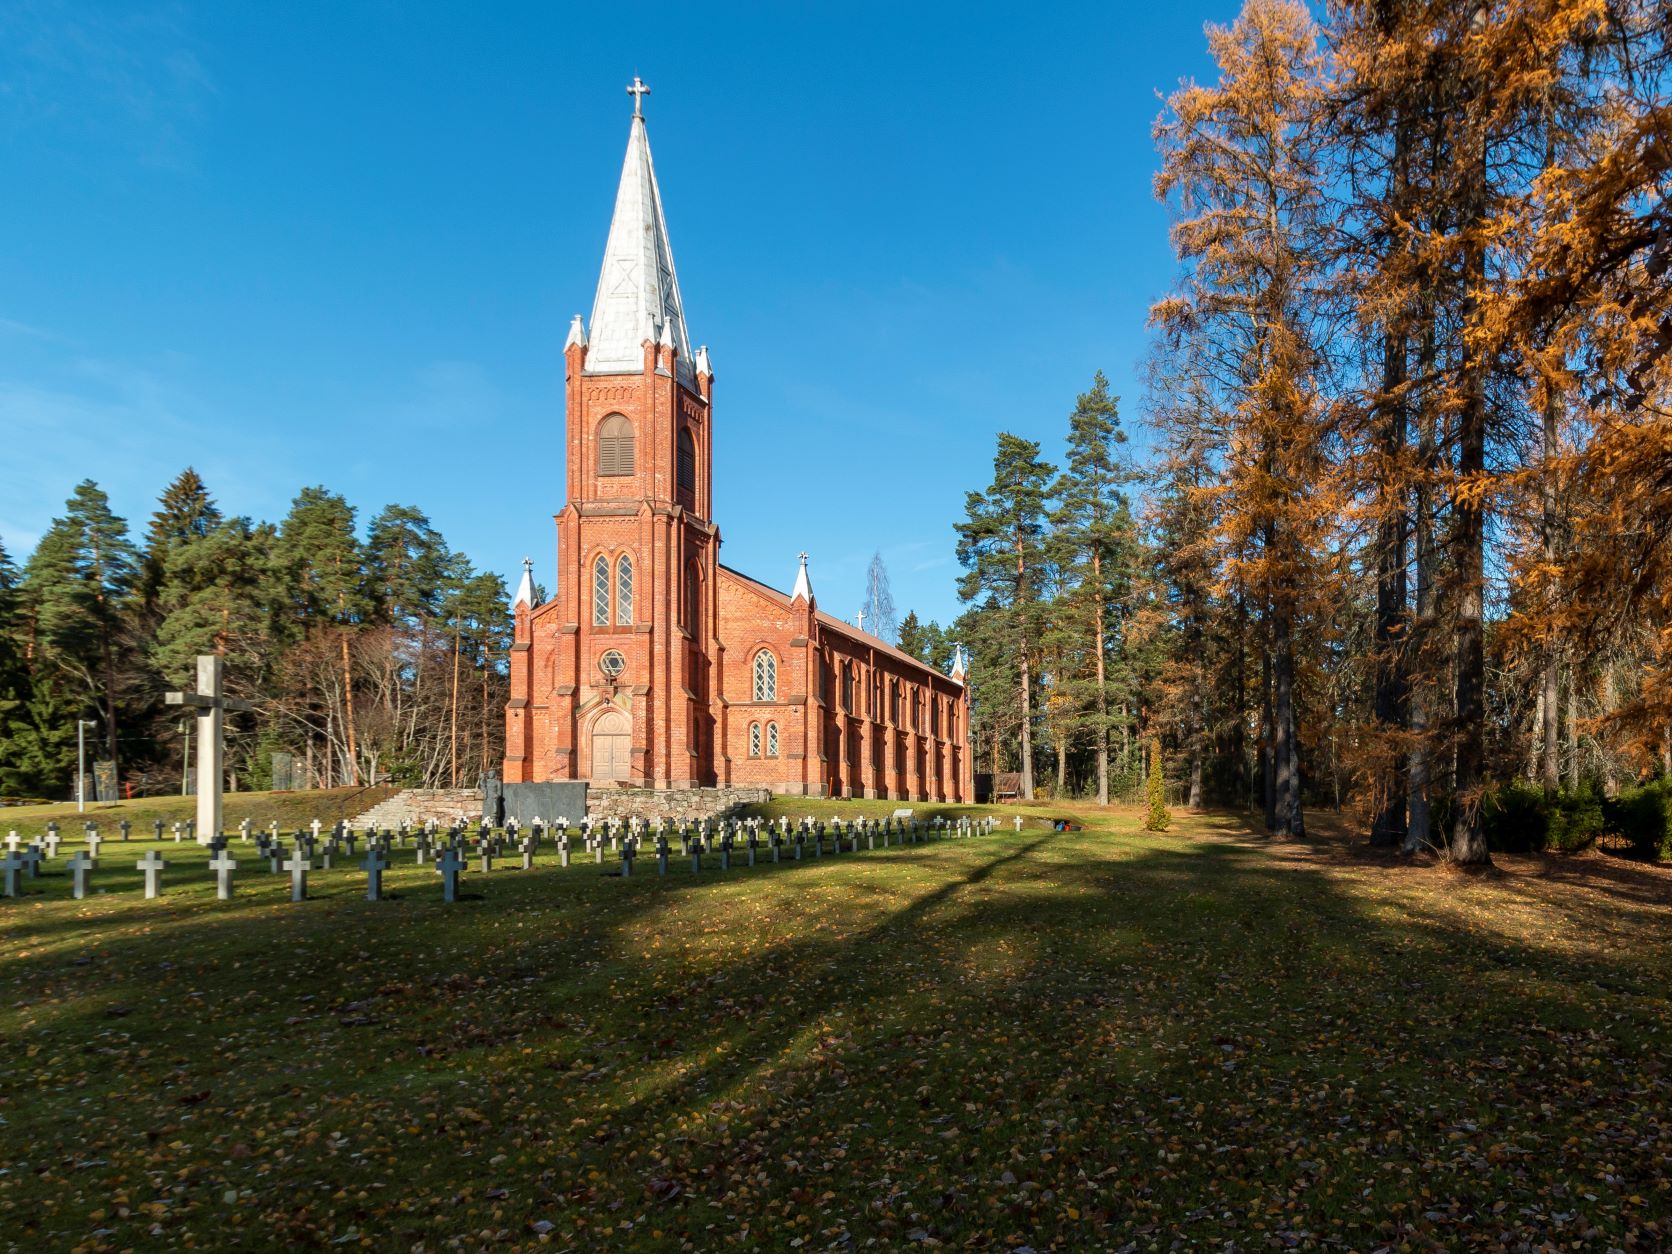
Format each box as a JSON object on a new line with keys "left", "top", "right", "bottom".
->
{"left": 4, "top": 827, "right": 1669, "bottom": 1251}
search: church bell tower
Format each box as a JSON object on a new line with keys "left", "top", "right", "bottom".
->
{"left": 503, "top": 79, "right": 719, "bottom": 789}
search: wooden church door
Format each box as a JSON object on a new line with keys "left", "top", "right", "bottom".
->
{"left": 591, "top": 708, "right": 631, "bottom": 782}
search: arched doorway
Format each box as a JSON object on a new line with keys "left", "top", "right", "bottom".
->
{"left": 591, "top": 708, "right": 631, "bottom": 782}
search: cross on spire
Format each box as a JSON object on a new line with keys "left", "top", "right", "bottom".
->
{"left": 627, "top": 76, "right": 650, "bottom": 118}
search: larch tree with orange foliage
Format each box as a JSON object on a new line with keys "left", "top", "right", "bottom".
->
{"left": 1152, "top": 0, "right": 1339, "bottom": 838}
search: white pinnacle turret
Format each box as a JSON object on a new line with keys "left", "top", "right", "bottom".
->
{"left": 513, "top": 557, "right": 536, "bottom": 609}
{"left": 791, "top": 552, "right": 813, "bottom": 603}
{"left": 950, "top": 643, "right": 967, "bottom": 682}
{"left": 564, "top": 315, "right": 588, "bottom": 351}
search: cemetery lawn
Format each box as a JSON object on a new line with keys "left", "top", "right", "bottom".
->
{"left": 2, "top": 807, "right": 1669, "bottom": 1252}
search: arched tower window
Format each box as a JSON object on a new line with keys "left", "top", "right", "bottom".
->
{"left": 753, "top": 650, "right": 777, "bottom": 702}
{"left": 615, "top": 554, "right": 634, "bottom": 625}
{"left": 677, "top": 428, "right": 696, "bottom": 495}
{"left": 597, "top": 414, "right": 634, "bottom": 477}
{"left": 592, "top": 555, "right": 610, "bottom": 626}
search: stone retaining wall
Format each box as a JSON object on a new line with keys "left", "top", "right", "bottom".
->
{"left": 350, "top": 788, "right": 482, "bottom": 829}
{"left": 584, "top": 786, "right": 770, "bottom": 822}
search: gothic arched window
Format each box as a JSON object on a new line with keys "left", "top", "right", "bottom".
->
{"left": 749, "top": 723, "right": 761, "bottom": 757}
{"left": 677, "top": 428, "right": 696, "bottom": 495}
{"left": 592, "top": 555, "right": 610, "bottom": 626}
{"left": 766, "top": 722, "right": 779, "bottom": 757}
{"left": 597, "top": 414, "right": 634, "bottom": 477}
{"left": 615, "top": 554, "right": 634, "bottom": 625}
{"left": 753, "top": 650, "right": 777, "bottom": 702}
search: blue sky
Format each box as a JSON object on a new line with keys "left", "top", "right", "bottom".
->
{"left": 1, "top": 0, "right": 1229, "bottom": 630}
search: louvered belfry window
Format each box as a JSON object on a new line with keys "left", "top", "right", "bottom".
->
{"left": 598, "top": 414, "right": 634, "bottom": 477}
{"left": 677, "top": 428, "right": 696, "bottom": 494}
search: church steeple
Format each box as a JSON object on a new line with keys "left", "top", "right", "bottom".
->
{"left": 585, "top": 81, "right": 693, "bottom": 383}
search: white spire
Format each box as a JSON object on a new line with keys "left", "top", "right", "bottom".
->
{"left": 694, "top": 344, "right": 712, "bottom": 378}
{"left": 564, "top": 314, "right": 588, "bottom": 350}
{"left": 513, "top": 557, "right": 535, "bottom": 608}
{"left": 791, "top": 552, "right": 813, "bottom": 603}
{"left": 586, "top": 86, "right": 693, "bottom": 383}
{"left": 950, "top": 643, "right": 967, "bottom": 682}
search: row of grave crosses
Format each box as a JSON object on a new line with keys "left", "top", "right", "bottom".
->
{"left": 1, "top": 811, "right": 1004, "bottom": 902}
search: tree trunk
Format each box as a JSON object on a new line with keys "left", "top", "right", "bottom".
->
{"left": 449, "top": 624, "right": 462, "bottom": 789}
{"left": 1405, "top": 297, "right": 1439, "bottom": 855}
{"left": 340, "top": 630, "right": 361, "bottom": 786}
{"left": 1271, "top": 589, "right": 1305, "bottom": 838}
{"left": 1092, "top": 548, "right": 1109, "bottom": 805}
{"left": 1450, "top": 265, "right": 1491, "bottom": 864}
{"left": 1565, "top": 671, "right": 1580, "bottom": 791}
{"left": 1261, "top": 644, "right": 1276, "bottom": 832}
{"left": 1540, "top": 384, "right": 1563, "bottom": 793}
{"left": 1371, "top": 321, "right": 1410, "bottom": 844}
{"left": 1015, "top": 539, "right": 1035, "bottom": 802}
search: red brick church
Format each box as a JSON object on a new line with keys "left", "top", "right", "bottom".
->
{"left": 502, "top": 83, "right": 971, "bottom": 801}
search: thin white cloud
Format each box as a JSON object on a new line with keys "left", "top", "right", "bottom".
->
{"left": 0, "top": 1, "right": 214, "bottom": 170}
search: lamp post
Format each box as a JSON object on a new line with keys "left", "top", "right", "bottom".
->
{"left": 76, "top": 719, "right": 97, "bottom": 813}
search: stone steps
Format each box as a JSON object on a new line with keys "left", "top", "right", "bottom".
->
{"left": 350, "top": 788, "right": 482, "bottom": 830}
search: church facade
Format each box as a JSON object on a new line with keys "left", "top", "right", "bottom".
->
{"left": 502, "top": 89, "right": 972, "bottom": 801}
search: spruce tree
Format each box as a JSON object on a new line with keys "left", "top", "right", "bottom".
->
{"left": 141, "top": 468, "right": 222, "bottom": 608}
{"left": 896, "top": 612, "right": 953, "bottom": 672}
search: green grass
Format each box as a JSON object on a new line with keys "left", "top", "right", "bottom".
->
{"left": 0, "top": 785, "right": 398, "bottom": 841}
{"left": 1, "top": 805, "right": 1668, "bottom": 1251}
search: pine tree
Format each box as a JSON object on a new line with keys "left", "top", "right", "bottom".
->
{"left": 956, "top": 433, "right": 1055, "bottom": 801}
{"left": 273, "top": 488, "right": 368, "bottom": 785}
{"left": 20, "top": 480, "right": 139, "bottom": 783}
{"left": 1049, "top": 371, "right": 1139, "bottom": 805}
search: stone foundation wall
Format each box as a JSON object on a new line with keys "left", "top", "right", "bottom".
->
{"left": 585, "top": 786, "right": 770, "bottom": 822}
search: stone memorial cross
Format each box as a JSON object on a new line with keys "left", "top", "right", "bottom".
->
{"left": 165, "top": 654, "right": 256, "bottom": 844}
{"left": 138, "top": 850, "right": 168, "bottom": 899}
{"left": 210, "top": 848, "right": 237, "bottom": 900}
{"left": 68, "top": 851, "right": 94, "bottom": 899}
{"left": 362, "top": 848, "right": 388, "bottom": 901}
{"left": 284, "top": 851, "right": 310, "bottom": 902}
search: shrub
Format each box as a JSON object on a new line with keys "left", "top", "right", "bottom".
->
{"left": 1481, "top": 780, "right": 1550, "bottom": 853}
{"left": 1144, "top": 738, "right": 1170, "bottom": 833}
{"left": 1604, "top": 778, "right": 1672, "bottom": 862}
{"left": 1547, "top": 787, "right": 1605, "bottom": 852}
{"left": 1480, "top": 781, "right": 1604, "bottom": 854}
